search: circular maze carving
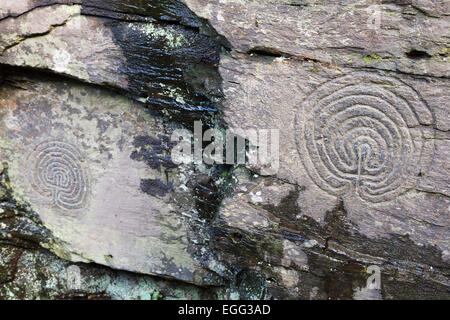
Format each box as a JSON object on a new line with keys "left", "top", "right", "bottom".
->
{"left": 27, "top": 141, "right": 89, "bottom": 210}
{"left": 295, "top": 72, "right": 434, "bottom": 203}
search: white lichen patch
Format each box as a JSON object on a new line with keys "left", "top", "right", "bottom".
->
{"left": 53, "top": 49, "right": 72, "bottom": 73}
{"left": 159, "top": 83, "right": 187, "bottom": 104}
{"left": 303, "top": 239, "right": 319, "bottom": 248}
{"left": 128, "top": 22, "right": 189, "bottom": 48}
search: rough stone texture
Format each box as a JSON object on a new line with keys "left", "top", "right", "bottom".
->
{"left": 0, "top": 244, "right": 219, "bottom": 299}
{"left": 0, "top": 71, "right": 229, "bottom": 286}
{"left": 184, "top": 0, "right": 450, "bottom": 78}
{"left": 182, "top": 0, "right": 449, "bottom": 299}
{"left": 0, "top": 0, "right": 222, "bottom": 120}
{"left": 218, "top": 55, "right": 448, "bottom": 258}
{"left": 212, "top": 168, "right": 448, "bottom": 299}
{"left": 0, "top": 0, "right": 449, "bottom": 299}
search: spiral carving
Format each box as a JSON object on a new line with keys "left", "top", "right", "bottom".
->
{"left": 296, "top": 72, "right": 434, "bottom": 202}
{"left": 27, "top": 141, "right": 89, "bottom": 210}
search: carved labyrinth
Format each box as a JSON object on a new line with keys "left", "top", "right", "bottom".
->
{"left": 27, "top": 141, "right": 89, "bottom": 210}
{"left": 296, "top": 72, "right": 434, "bottom": 202}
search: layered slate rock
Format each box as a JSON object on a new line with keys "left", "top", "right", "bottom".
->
{"left": 0, "top": 0, "right": 448, "bottom": 300}
{"left": 183, "top": 0, "right": 450, "bottom": 298}
{"left": 0, "top": 243, "right": 217, "bottom": 299}
{"left": 0, "top": 72, "right": 223, "bottom": 285}
{"left": 0, "top": 0, "right": 229, "bottom": 291}
{"left": 184, "top": 0, "right": 450, "bottom": 78}
{"left": 219, "top": 56, "right": 448, "bottom": 254}
{"left": 0, "top": 0, "right": 221, "bottom": 116}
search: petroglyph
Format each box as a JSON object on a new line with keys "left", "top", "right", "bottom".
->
{"left": 27, "top": 140, "right": 89, "bottom": 210}
{"left": 296, "top": 72, "right": 434, "bottom": 202}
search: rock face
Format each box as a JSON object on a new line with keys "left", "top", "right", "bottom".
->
{"left": 184, "top": 0, "right": 449, "bottom": 299}
{"left": 0, "top": 243, "right": 218, "bottom": 300}
{"left": 0, "top": 0, "right": 228, "bottom": 297}
{"left": 0, "top": 73, "right": 223, "bottom": 285}
{"left": 0, "top": 0, "right": 449, "bottom": 299}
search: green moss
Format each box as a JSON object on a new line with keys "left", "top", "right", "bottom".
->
{"left": 150, "top": 290, "right": 163, "bottom": 300}
{"left": 363, "top": 53, "right": 383, "bottom": 64}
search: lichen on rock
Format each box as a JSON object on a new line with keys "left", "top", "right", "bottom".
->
{"left": 0, "top": 0, "right": 448, "bottom": 300}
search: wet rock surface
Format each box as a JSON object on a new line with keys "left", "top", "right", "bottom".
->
{"left": 183, "top": 0, "right": 449, "bottom": 299}
{"left": 0, "top": 70, "right": 226, "bottom": 285}
{"left": 0, "top": 0, "right": 449, "bottom": 299}
{"left": 0, "top": 0, "right": 223, "bottom": 126}
{"left": 0, "top": 243, "right": 221, "bottom": 299}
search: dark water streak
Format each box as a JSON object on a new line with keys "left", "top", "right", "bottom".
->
{"left": 81, "top": 0, "right": 224, "bottom": 130}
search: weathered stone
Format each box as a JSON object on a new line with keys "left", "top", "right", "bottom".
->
{"left": 0, "top": 243, "right": 219, "bottom": 300}
{"left": 211, "top": 168, "right": 449, "bottom": 299}
{"left": 184, "top": 0, "right": 449, "bottom": 77}
{"left": 0, "top": 0, "right": 80, "bottom": 20}
{"left": 0, "top": 5, "right": 128, "bottom": 86}
{"left": 182, "top": 0, "right": 450, "bottom": 299}
{"left": 0, "top": 72, "right": 224, "bottom": 285}
{"left": 215, "top": 53, "right": 448, "bottom": 259}
{"left": 0, "top": 1, "right": 221, "bottom": 119}
{"left": 0, "top": 0, "right": 448, "bottom": 300}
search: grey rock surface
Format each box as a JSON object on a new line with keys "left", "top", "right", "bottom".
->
{"left": 0, "top": 73, "right": 223, "bottom": 285}
{"left": 0, "top": 0, "right": 448, "bottom": 299}
{"left": 182, "top": 0, "right": 449, "bottom": 299}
